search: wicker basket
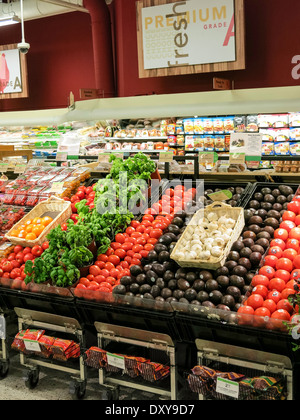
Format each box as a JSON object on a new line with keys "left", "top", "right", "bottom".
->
{"left": 170, "top": 201, "right": 245, "bottom": 270}
{"left": 5, "top": 196, "right": 72, "bottom": 247}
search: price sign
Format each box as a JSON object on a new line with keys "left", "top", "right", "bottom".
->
{"left": 229, "top": 152, "right": 245, "bottom": 165}
{"left": 199, "top": 152, "right": 218, "bottom": 164}
{"left": 216, "top": 377, "right": 239, "bottom": 399}
{"left": 0, "top": 163, "right": 9, "bottom": 173}
{"left": 159, "top": 152, "right": 173, "bottom": 163}
{"left": 56, "top": 152, "right": 68, "bottom": 162}
{"left": 14, "top": 164, "right": 27, "bottom": 174}
{"left": 50, "top": 182, "right": 64, "bottom": 193}
{"left": 107, "top": 353, "right": 125, "bottom": 370}
{"left": 24, "top": 339, "right": 41, "bottom": 352}
{"left": 208, "top": 190, "right": 233, "bottom": 202}
{"left": 98, "top": 153, "right": 110, "bottom": 163}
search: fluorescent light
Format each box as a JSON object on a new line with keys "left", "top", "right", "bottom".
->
{"left": 0, "top": 16, "right": 21, "bottom": 27}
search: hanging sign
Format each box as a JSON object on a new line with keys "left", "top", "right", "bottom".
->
{"left": 0, "top": 44, "right": 28, "bottom": 99}
{"left": 136, "top": 0, "right": 245, "bottom": 78}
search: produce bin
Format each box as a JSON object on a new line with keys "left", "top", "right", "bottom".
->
{"left": 241, "top": 182, "right": 300, "bottom": 209}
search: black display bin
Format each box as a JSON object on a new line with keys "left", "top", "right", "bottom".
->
{"left": 241, "top": 182, "right": 300, "bottom": 209}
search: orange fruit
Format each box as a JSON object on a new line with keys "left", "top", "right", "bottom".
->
{"left": 41, "top": 216, "right": 53, "bottom": 226}
{"left": 10, "top": 230, "right": 19, "bottom": 237}
{"left": 18, "top": 231, "right": 26, "bottom": 238}
{"left": 25, "top": 224, "right": 34, "bottom": 233}
{"left": 32, "top": 224, "right": 45, "bottom": 237}
{"left": 24, "top": 220, "right": 32, "bottom": 226}
{"left": 25, "top": 233, "right": 37, "bottom": 240}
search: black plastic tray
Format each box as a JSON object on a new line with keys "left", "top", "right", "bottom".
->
{"left": 241, "top": 182, "right": 300, "bottom": 209}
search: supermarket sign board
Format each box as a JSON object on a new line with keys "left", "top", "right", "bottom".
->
{"left": 0, "top": 44, "right": 28, "bottom": 99}
{"left": 136, "top": 0, "right": 245, "bottom": 78}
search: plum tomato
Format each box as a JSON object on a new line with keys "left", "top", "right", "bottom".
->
{"left": 292, "top": 255, "right": 300, "bottom": 269}
{"left": 269, "top": 278, "right": 286, "bottom": 293}
{"left": 247, "top": 294, "right": 264, "bottom": 310}
{"left": 259, "top": 266, "right": 275, "bottom": 280}
{"left": 275, "top": 269, "right": 291, "bottom": 283}
{"left": 276, "top": 258, "right": 293, "bottom": 272}
{"left": 274, "top": 228, "right": 289, "bottom": 242}
{"left": 263, "top": 299, "right": 277, "bottom": 314}
{"left": 251, "top": 275, "right": 270, "bottom": 288}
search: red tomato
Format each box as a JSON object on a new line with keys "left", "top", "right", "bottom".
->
{"left": 164, "top": 188, "right": 175, "bottom": 197}
{"left": 277, "top": 299, "right": 294, "bottom": 314}
{"left": 285, "top": 238, "right": 300, "bottom": 252}
{"left": 136, "top": 225, "right": 145, "bottom": 234}
{"left": 98, "top": 254, "right": 108, "bottom": 263}
{"left": 95, "top": 261, "right": 105, "bottom": 269}
{"left": 109, "top": 269, "right": 119, "bottom": 279}
{"left": 263, "top": 299, "right": 277, "bottom": 314}
{"left": 269, "top": 278, "right": 286, "bottom": 292}
{"left": 79, "top": 277, "right": 90, "bottom": 287}
{"left": 247, "top": 294, "right": 264, "bottom": 310}
{"left": 290, "top": 269, "right": 300, "bottom": 280}
{"left": 237, "top": 306, "right": 254, "bottom": 315}
{"left": 110, "top": 242, "right": 122, "bottom": 251}
{"left": 14, "top": 245, "right": 23, "bottom": 254}
{"left": 114, "top": 248, "right": 127, "bottom": 259}
{"left": 268, "top": 246, "right": 283, "bottom": 258}
{"left": 152, "top": 203, "right": 162, "bottom": 213}
{"left": 100, "top": 269, "right": 110, "bottom": 278}
{"left": 282, "top": 211, "right": 296, "bottom": 222}
{"left": 120, "top": 261, "right": 129, "bottom": 269}
{"left": 262, "top": 255, "right": 278, "bottom": 268}
{"left": 142, "top": 214, "right": 154, "bottom": 223}
{"left": 108, "top": 255, "right": 120, "bottom": 266}
{"left": 7, "top": 253, "right": 16, "bottom": 261}
{"left": 270, "top": 239, "right": 285, "bottom": 251}
{"left": 259, "top": 266, "right": 275, "bottom": 280}
{"left": 275, "top": 269, "right": 291, "bottom": 283}
{"left": 131, "top": 258, "right": 141, "bottom": 266}
{"left": 132, "top": 244, "right": 143, "bottom": 254}
{"left": 274, "top": 228, "right": 289, "bottom": 242}
{"left": 140, "top": 250, "right": 149, "bottom": 258}
{"left": 286, "top": 279, "right": 296, "bottom": 290}
{"left": 104, "top": 262, "right": 115, "bottom": 272}
{"left": 105, "top": 248, "right": 114, "bottom": 256}
{"left": 124, "top": 256, "right": 132, "bottom": 264}
{"left": 31, "top": 245, "right": 43, "bottom": 257}
{"left": 251, "top": 275, "right": 270, "bottom": 288}
{"left": 281, "top": 288, "right": 296, "bottom": 299}
{"left": 141, "top": 220, "right": 152, "bottom": 228}
{"left": 237, "top": 306, "right": 255, "bottom": 325}
{"left": 267, "top": 289, "right": 282, "bottom": 304}
{"left": 289, "top": 227, "right": 300, "bottom": 240}
{"left": 89, "top": 265, "right": 101, "bottom": 277}
{"left": 251, "top": 285, "right": 268, "bottom": 299}
{"left": 282, "top": 248, "right": 297, "bottom": 261}
{"left": 131, "top": 232, "right": 142, "bottom": 240}
{"left": 293, "top": 255, "right": 300, "bottom": 269}
{"left": 254, "top": 307, "right": 271, "bottom": 318}
{"left": 121, "top": 242, "right": 133, "bottom": 252}
{"left": 131, "top": 220, "right": 141, "bottom": 229}
{"left": 126, "top": 227, "right": 136, "bottom": 236}
{"left": 23, "top": 253, "right": 34, "bottom": 262}
{"left": 280, "top": 220, "right": 296, "bottom": 232}
{"left": 115, "top": 233, "right": 126, "bottom": 244}
{"left": 150, "top": 229, "right": 163, "bottom": 239}
{"left": 42, "top": 241, "right": 49, "bottom": 250}
{"left": 125, "top": 237, "right": 136, "bottom": 244}
{"left": 87, "top": 281, "right": 99, "bottom": 291}
{"left": 23, "top": 247, "right": 32, "bottom": 255}
{"left": 271, "top": 309, "right": 291, "bottom": 321}
{"left": 133, "top": 253, "right": 142, "bottom": 260}
{"left": 136, "top": 237, "right": 147, "bottom": 246}
{"left": 287, "top": 200, "right": 300, "bottom": 215}
{"left": 144, "top": 208, "right": 157, "bottom": 215}
{"left": 147, "top": 238, "right": 158, "bottom": 245}
{"left": 276, "top": 258, "right": 293, "bottom": 272}
{"left": 295, "top": 215, "right": 300, "bottom": 226}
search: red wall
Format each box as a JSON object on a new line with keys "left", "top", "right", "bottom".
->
{"left": 114, "top": 0, "right": 300, "bottom": 97}
{"left": 1, "top": 1, "right": 300, "bottom": 113}
{"left": 0, "top": 12, "right": 95, "bottom": 112}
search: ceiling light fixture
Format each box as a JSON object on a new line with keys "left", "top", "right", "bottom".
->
{"left": 0, "top": 15, "right": 21, "bottom": 27}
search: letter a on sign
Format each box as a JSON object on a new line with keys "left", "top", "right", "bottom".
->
{"left": 223, "top": 14, "right": 235, "bottom": 46}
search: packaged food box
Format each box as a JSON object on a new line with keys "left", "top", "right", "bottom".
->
{"left": 223, "top": 116, "right": 235, "bottom": 133}
{"left": 246, "top": 115, "right": 259, "bottom": 132}
{"left": 272, "top": 113, "right": 289, "bottom": 128}
{"left": 273, "top": 128, "right": 290, "bottom": 142}
{"left": 289, "top": 142, "right": 300, "bottom": 156}
{"left": 290, "top": 128, "right": 300, "bottom": 140}
{"left": 213, "top": 117, "right": 225, "bottom": 134}
{"left": 258, "top": 114, "right": 274, "bottom": 128}
{"left": 262, "top": 142, "right": 275, "bottom": 156}
{"left": 184, "top": 119, "right": 194, "bottom": 134}
{"left": 260, "top": 129, "right": 275, "bottom": 142}
{"left": 185, "top": 136, "right": 194, "bottom": 150}
{"left": 194, "top": 119, "right": 204, "bottom": 135}
{"left": 167, "top": 135, "right": 177, "bottom": 145}
{"left": 177, "top": 135, "right": 185, "bottom": 146}
{"left": 274, "top": 142, "right": 290, "bottom": 155}
{"left": 204, "top": 136, "right": 215, "bottom": 151}
{"left": 234, "top": 116, "right": 246, "bottom": 132}
{"left": 203, "top": 118, "right": 214, "bottom": 134}
{"left": 194, "top": 136, "right": 204, "bottom": 151}
{"left": 289, "top": 112, "right": 300, "bottom": 128}
{"left": 214, "top": 136, "right": 226, "bottom": 151}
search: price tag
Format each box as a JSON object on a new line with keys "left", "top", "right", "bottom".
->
{"left": 106, "top": 353, "right": 125, "bottom": 370}
{"left": 0, "top": 163, "right": 9, "bottom": 173}
{"left": 199, "top": 152, "right": 218, "bottom": 164}
{"left": 229, "top": 153, "right": 245, "bottom": 165}
{"left": 114, "top": 152, "right": 124, "bottom": 159}
{"left": 50, "top": 182, "right": 64, "bottom": 193}
{"left": 14, "top": 164, "right": 27, "bottom": 174}
{"left": 56, "top": 152, "right": 68, "bottom": 162}
{"left": 24, "top": 339, "right": 41, "bottom": 352}
{"left": 159, "top": 152, "right": 173, "bottom": 163}
{"left": 98, "top": 153, "right": 110, "bottom": 163}
{"left": 216, "top": 377, "right": 239, "bottom": 399}
{"left": 208, "top": 190, "right": 233, "bottom": 202}
{"left": 0, "top": 315, "right": 6, "bottom": 340}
